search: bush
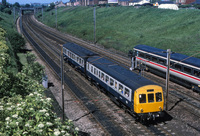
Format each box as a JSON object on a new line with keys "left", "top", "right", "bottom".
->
{"left": 3, "top": 8, "right": 12, "bottom": 15}
{"left": 7, "top": 32, "right": 25, "bottom": 53}
{"left": 0, "top": 92, "right": 79, "bottom": 135}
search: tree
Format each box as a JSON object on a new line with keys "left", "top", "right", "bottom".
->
{"left": 46, "top": 2, "right": 55, "bottom": 11}
{"left": 25, "top": 4, "right": 30, "bottom": 8}
{"left": 13, "top": 2, "right": 20, "bottom": 8}
{"left": 7, "top": 32, "right": 25, "bottom": 53}
{"left": 2, "top": 0, "right": 6, "bottom": 6}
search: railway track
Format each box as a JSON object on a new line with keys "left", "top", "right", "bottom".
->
{"left": 27, "top": 15, "right": 200, "bottom": 113}
{"left": 23, "top": 14, "right": 163, "bottom": 136}
{"left": 21, "top": 14, "right": 200, "bottom": 135}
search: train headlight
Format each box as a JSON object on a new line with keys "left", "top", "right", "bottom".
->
{"left": 141, "top": 109, "right": 143, "bottom": 113}
{"left": 159, "top": 107, "right": 162, "bottom": 111}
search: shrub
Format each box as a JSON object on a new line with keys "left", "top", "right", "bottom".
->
{"left": 7, "top": 32, "right": 25, "bottom": 53}
{"left": 0, "top": 92, "right": 79, "bottom": 135}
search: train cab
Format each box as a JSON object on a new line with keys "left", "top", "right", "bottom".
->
{"left": 134, "top": 85, "right": 164, "bottom": 120}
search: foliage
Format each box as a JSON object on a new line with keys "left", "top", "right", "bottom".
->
{"left": 22, "top": 54, "right": 45, "bottom": 83}
{"left": 0, "top": 93, "right": 79, "bottom": 135}
{"left": 7, "top": 32, "right": 25, "bottom": 53}
{"left": 0, "top": 16, "right": 79, "bottom": 136}
{"left": 25, "top": 4, "right": 31, "bottom": 8}
{"left": 193, "top": 4, "right": 200, "bottom": 9}
{"left": 37, "top": 7, "right": 200, "bottom": 58}
{"left": 3, "top": 8, "right": 11, "bottom": 15}
{"left": 46, "top": 3, "right": 55, "bottom": 12}
{"left": 13, "top": 2, "right": 20, "bottom": 8}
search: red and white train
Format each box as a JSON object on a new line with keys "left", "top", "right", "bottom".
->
{"left": 132, "top": 45, "right": 200, "bottom": 93}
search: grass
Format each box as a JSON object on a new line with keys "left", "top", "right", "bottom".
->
{"left": 37, "top": 7, "right": 200, "bottom": 58}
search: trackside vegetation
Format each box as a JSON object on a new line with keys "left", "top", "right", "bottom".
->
{"left": 37, "top": 7, "right": 200, "bottom": 58}
{"left": 0, "top": 12, "right": 78, "bottom": 135}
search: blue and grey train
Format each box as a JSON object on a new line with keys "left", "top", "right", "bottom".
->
{"left": 63, "top": 42, "right": 164, "bottom": 121}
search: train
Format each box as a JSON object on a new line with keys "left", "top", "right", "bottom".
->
{"left": 63, "top": 42, "right": 164, "bottom": 121}
{"left": 132, "top": 45, "right": 200, "bottom": 93}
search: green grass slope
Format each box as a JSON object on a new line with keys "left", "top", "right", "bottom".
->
{"left": 37, "top": 7, "right": 200, "bottom": 57}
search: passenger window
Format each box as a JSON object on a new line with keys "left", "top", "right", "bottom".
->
{"left": 76, "top": 57, "right": 79, "bottom": 62}
{"left": 148, "top": 93, "right": 154, "bottom": 103}
{"left": 156, "top": 92, "right": 162, "bottom": 102}
{"left": 175, "top": 64, "right": 181, "bottom": 71}
{"left": 115, "top": 81, "right": 118, "bottom": 89}
{"left": 139, "top": 94, "right": 146, "bottom": 103}
{"left": 91, "top": 66, "right": 93, "bottom": 73}
{"left": 139, "top": 52, "right": 144, "bottom": 58}
{"left": 105, "top": 75, "right": 109, "bottom": 84}
{"left": 119, "top": 84, "right": 123, "bottom": 94}
{"left": 152, "top": 57, "right": 157, "bottom": 62}
{"left": 110, "top": 78, "right": 114, "bottom": 87}
{"left": 94, "top": 68, "right": 96, "bottom": 75}
{"left": 184, "top": 67, "right": 191, "bottom": 74}
{"left": 101, "top": 73, "right": 105, "bottom": 80}
{"left": 96, "top": 70, "right": 98, "bottom": 76}
{"left": 87, "top": 63, "right": 89, "bottom": 70}
{"left": 98, "top": 71, "right": 101, "bottom": 78}
{"left": 125, "top": 88, "right": 130, "bottom": 97}
{"left": 146, "top": 55, "right": 151, "bottom": 60}
{"left": 194, "top": 70, "right": 200, "bottom": 77}
{"left": 158, "top": 59, "right": 165, "bottom": 65}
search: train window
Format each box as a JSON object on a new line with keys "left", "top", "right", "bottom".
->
{"left": 101, "top": 73, "right": 105, "bottom": 80}
{"left": 87, "top": 63, "right": 89, "bottom": 71}
{"left": 146, "top": 55, "right": 151, "bottom": 60}
{"left": 119, "top": 84, "right": 124, "bottom": 94}
{"left": 158, "top": 59, "right": 165, "bottom": 65}
{"left": 72, "top": 54, "right": 75, "bottom": 60}
{"left": 91, "top": 66, "right": 93, "bottom": 73}
{"left": 99, "top": 71, "right": 101, "bottom": 78}
{"left": 115, "top": 81, "right": 118, "bottom": 90}
{"left": 139, "top": 94, "right": 146, "bottom": 103}
{"left": 148, "top": 94, "right": 154, "bottom": 103}
{"left": 76, "top": 56, "right": 79, "bottom": 62}
{"left": 110, "top": 78, "right": 114, "bottom": 87}
{"left": 152, "top": 57, "right": 157, "bottom": 62}
{"left": 183, "top": 67, "right": 191, "bottom": 74}
{"left": 175, "top": 64, "right": 181, "bottom": 71}
{"left": 139, "top": 52, "right": 144, "bottom": 58}
{"left": 125, "top": 88, "right": 130, "bottom": 97}
{"left": 156, "top": 93, "right": 162, "bottom": 102}
{"left": 94, "top": 68, "right": 97, "bottom": 75}
{"left": 96, "top": 70, "right": 98, "bottom": 76}
{"left": 105, "top": 75, "right": 109, "bottom": 84}
{"left": 194, "top": 70, "right": 200, "bottom": 77}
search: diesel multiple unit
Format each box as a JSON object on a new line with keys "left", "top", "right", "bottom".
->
{"left": 63, "top": 42, "right": 164, "bottom": 121}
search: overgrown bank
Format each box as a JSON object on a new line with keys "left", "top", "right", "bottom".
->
{"left": 37, "top": 7, "right": 200, "bottom": 58}
{"left": 0, "top": 12, "right": 78, "bottom": 135}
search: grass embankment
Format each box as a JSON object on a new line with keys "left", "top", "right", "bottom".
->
{"left": 37, "top": 7, "right": 200, "bottom": 57}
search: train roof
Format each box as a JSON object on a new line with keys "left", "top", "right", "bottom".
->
{"left": 63, "top": 42, "right": 98, "bottom": 58}
{"left": 88, "top": 56, "right": 158, "bottom": 91}
{"left": 134, "top": 45, "right": 200, "bottom": 68}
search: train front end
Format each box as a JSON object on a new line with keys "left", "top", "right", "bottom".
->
{"left": 134, "top": 85, "right": 164, "bottom": 121}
